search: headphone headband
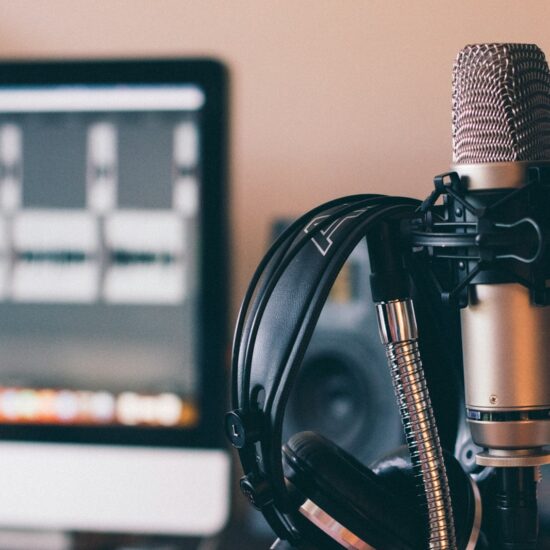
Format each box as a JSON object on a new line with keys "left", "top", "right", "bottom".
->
{"left": 227, "top": 194, "right": 419, "bottom": 542}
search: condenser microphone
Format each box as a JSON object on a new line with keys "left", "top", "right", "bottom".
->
{"left": 451, "top": 43, "right": 550, "bottom": 467}
{"left": 406, "top": 43, "right": 550, "bottom": 547}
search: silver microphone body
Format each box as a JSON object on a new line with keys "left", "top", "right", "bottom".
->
{"left": 455, "top": 161, "right": 550, "bottom": 466}
{"left": 452, "top": 44, "right": 550, "bottom": 467}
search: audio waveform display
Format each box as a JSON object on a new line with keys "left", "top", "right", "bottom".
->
{"left": 0, "top": 208, "right": 187, "bottom": 304}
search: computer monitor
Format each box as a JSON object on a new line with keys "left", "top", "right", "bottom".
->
{"left": 0, "top": 59, "right": 230, "bottom": 536}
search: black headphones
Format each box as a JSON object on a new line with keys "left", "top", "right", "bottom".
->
{"left": 226, "top": 194, "right": 480, "bottom": 549}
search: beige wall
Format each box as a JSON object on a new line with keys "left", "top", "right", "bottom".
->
{"left": 1, "top": 0, "right": 549, "bottom": 318}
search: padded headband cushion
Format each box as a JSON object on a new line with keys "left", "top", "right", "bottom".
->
{"left": 283, "top": 431, "right": 423, "bottom": 550}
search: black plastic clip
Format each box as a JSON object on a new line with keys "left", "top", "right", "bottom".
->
{"left": 419, "top": 172, "right": 464, "bottom": 213}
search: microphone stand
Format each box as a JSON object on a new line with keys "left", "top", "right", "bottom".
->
{"left": 490, "top": 467, "right": 539, "bottom": 549}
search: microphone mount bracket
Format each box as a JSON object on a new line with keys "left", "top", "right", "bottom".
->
{"left": 405, "top": 170, "right": 550, "bottom": 308}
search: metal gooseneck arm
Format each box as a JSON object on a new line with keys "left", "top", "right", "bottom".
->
{"left": 368, "top": 221, "right": 457, "bottom": 550}
{"left": 376, "top": 299, "right": 457, "bottom": 550}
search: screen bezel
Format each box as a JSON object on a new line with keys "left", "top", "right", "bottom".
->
{"left": 0, "top": 58, "right": 228, "bottom": 449}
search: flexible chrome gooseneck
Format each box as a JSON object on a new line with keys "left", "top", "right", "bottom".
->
{"left": 376, "top": 299, "right": 457, "bottom": 550}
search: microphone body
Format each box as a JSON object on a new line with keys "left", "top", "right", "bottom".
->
{"left": 451, "top": 44, "right": 550, "bottom": 467}
{"left": 454, "top": 162, "right": 550, "bottom": 464}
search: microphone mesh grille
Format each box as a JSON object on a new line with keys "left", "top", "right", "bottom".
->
{"left": 452, "top": 43, "right": 550, "bottom": 163}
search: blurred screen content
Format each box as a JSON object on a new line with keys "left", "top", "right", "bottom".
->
{"left": 0, "top": 85, "right": 204, "bottom": 429}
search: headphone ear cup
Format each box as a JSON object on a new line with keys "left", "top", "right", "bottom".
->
{"left": 283, "top": 431, "right": 423, "bottom": 550}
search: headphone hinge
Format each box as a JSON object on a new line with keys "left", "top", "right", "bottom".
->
{"left": 225, "top": 408, "right": 262, "bottom": 449}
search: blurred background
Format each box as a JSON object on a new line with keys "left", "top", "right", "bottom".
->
{"left": 0, "top": 1, "right": 549, "bottom": 549}
{"left": 2, "top": 1, "right": 549, "bottom": 315}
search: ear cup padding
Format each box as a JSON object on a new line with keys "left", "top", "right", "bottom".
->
{"left": 283, "top": 431, "right": 423, "bottom": 550}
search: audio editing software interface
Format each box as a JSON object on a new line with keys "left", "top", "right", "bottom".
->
{"left": 0, "top": 85, "right": 203, "bottom": 429}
